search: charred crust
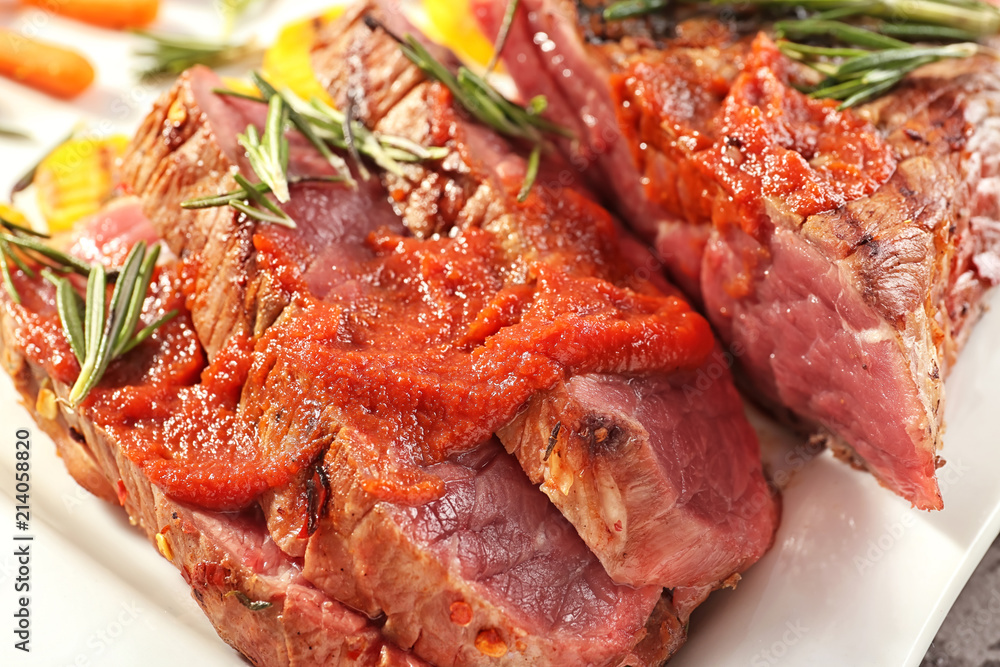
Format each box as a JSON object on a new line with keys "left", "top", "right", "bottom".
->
{"left": 578, "top": 415, "right": 627, "bottom": 454}
{"left": 68, "top": 427, "right": 86, "bottom": 444}
{"left": 305, "top": 475, "right": 322, "bottom": 537}
{"left": 543, "top": 422, "right": 562, "bottom": 461}
{"left": 903, "top": 128, "right": 925, "bottom": 143}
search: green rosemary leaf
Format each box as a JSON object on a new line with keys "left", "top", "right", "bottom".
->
{"left": 119, "top": 309, "right": 178, "bottom": 355}
{"left": 341, "top": 98, "right": 371, "bottom": 181}
{"left": 133, "top": 31, "right": 262, "bottom": 82}
{"left": 224, "top": 590, "right": 273, "bottom": 611}
{"left": 48, "top": 272, "right": 86, "bottom": 363}
{"left": 251, "top": 74, "right": 356, "bottom": 185}
{"left": 210, "top": 74, "right": 451, "bottom": 200}
{"left": 0, "top": 216, "right": 48, "bottom": 238}
{"left": 0, "top": 125, "right": 30, "bottom": 140}
{"left": 62, "top": 242, "right": 175, "bottom": 406}
{"left": 455, "top": 68, "right": 534, "bottom": 140}
{"left": 775, "top": 20, "right": 909, "bottom": 49}
{"left": 603, "top": 0, "right": 671, "bottom": 21}
{"left": 717, "top": 0, "right": 1000, "bottom": 36}
{"left": 518, "top": 144, "right": 541, "bottom": 203}
{"left": 0, "top": 244, "right": 19, "bottom": 304}
{"left": 378, "top": 135, "right": 450, "bottom": 161}
{"left": 70, "top": 263, "right": 106, "bottom": 406}
{"left": 210, "top": 87, "right": 265, "bottom": 103}
{"left": 237, "top": 95, "right": 291, "bottom": 203}
{"left": 233, "top": 172, "right": 294, "bottom": 225}
{"left": 4, "top": 234, "right": 92, "bottom": 275}
{"left": 1, "top": 237, "right": 36, "bottom": 278}
{"left": 180, "top": 182, "right": 270, "bottom": 209}
{"left": 112, "top": 242, "right": 159, "bottom": 357}
{"left": 835, "top": 42, "right": 980, "bottom": 76}
{"left": 877, "top": 22, "right": 981, "bottom": 43}
{"left": 779, "top": 41, "right": 871, "bottom": 60}
{"left": 486, "top": 0, "right": 520, "bottom": 73}
{"left": 230, "top": 199, "right": 297, "bottom": 227}
{"left": 73, "top": 244, "right": 143, "bottom": 405}
{"left": 835, "top": 72, "right": 905, "bottom": 108}
{"left": 372, "top": 18, "right": 571, "bottom": 200}
{"left": 811, "top": 67, "right": 902, "bottom": 98}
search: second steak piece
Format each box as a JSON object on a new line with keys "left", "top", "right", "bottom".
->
{"left": 309, "top": 0, "right": 777, "bottom": 589}
{"left": 476, "top": 0, "right": 1000, "bottom": 509}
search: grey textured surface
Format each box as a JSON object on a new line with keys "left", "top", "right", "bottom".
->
{"left": 922, "top": 534, "right": 1000, "bottom": 667}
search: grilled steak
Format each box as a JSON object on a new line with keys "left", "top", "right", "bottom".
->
{"left": 305, "top": 0, "right": 777, "bottom": 590}
{"left": 0, "top": 2, "right": 783, "bottom": 664}
{"left": 0, "top": 205, "right": 425, "bottom": 667}
{"left": 475, "top": 0, "right": 1000, "bottom": 509}
{"left": 0, "top": 204, "right": 689, "bottom": 666}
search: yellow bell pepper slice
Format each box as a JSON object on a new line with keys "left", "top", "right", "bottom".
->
{"left": 262, "top": 7, "right": 345, "bottom": 105}
{"left": 33, "top": 135, "right": 129, "bottom": 233}
{"left": 415, "top": 0, "right": 496, "bottom": 68}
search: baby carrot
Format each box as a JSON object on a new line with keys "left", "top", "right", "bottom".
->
{"left": 21, "top": 0, "right": 159, "bottom": 30}
{"left": 0, "top": 30, "right": 95, "bottom": 98}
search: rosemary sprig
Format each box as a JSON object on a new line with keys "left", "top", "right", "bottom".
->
{"left": 181, "top": 94, "right": 296, "bottom": 228}
{"left": 603, "top": 1, "right": 1000, "bottom": 108}
{"left": 367, "top": 15, "right": 569, "bottom": 199}
{"left": 485, "top": 0, "right": 520, "bottom": 73}
{"left": 603, "top": 0, "right": 670, "bottom": 20}
{"left": 0, "top": 216, "right": 92, "bottom": 304}
{"left": 776, "top": 18, "right": 989, "bottom": 108}
{"left": 734, "top": 0, "right": 1000, "bottom": 36}
{"left": 0, "top": 125, "right": 29, "bottom": 140}
{"left": 133, "top": 31, "right": 262, "bottom": 82}
{"left": 43, "top": 241, "right": 178, "bottom": 406}
{"left": 518, "top": 144, "right": 541, "bottom": 203}
{"left": 397, "top": 34, "right": 569, "bottom": 145}
{"left": 238, "top": 95, "right": 290, "bottom": 203}
{"left": 604, "top": 0, "right": 1000, "bottom": 33}
{"left": 224, "top": 590, "right": 273, "bottom": 611}
{"left": 774, "top": 19, "right": 910, "bottom": 50}
{"left": 212, "top": 73, "right": 449, "bottom": 186}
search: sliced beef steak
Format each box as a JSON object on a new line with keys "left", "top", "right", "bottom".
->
{"left": 0, "top": 224, "right": 423, "bottom": 667}
{"left": 121, "top": 66, "right": 404, "bottom": 360}
{"left": 477, "top": 0, "right": 1000, "bottom": 509}
{"left": 306, "top": 437, "right": 681, "bottom": 666}
{"left": 499, "top": 365, "right": 775, "bottom": 589}
{"left": 1, "top": 204, "right": 682, "bottom": 666}
{"left": 305, "top": 0, "right": 776, "bottom": 589}
{"left": 39, "top": 3, "right": 781, "bottom": 663}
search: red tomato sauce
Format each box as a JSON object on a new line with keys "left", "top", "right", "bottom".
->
{"left": 7, "top": 86, "right": 716, "bottom": 511}
{"left": 611, "top": 33, "right": 897, "bottom": 240}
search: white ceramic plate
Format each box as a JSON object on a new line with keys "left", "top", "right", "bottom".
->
{"left": 1, "top": 2, "right": 999, "bottom": 666}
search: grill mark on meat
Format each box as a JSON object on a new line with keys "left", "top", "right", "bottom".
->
{"left": 578, "top": 414, "right": 626, "bottom": 455}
